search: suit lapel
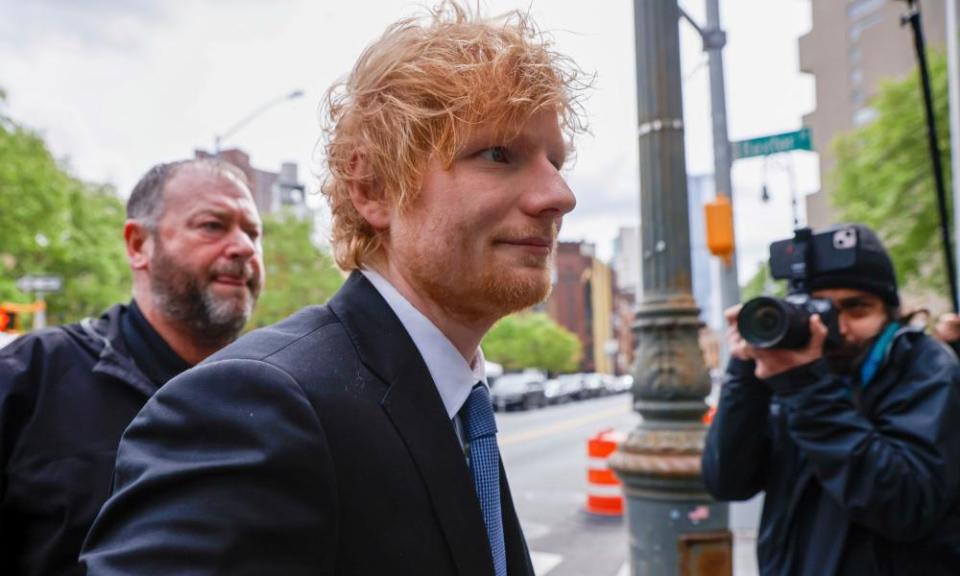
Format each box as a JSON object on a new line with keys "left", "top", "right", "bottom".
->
{"left": 329, "top": 272, "right": 494, "bottom": 576}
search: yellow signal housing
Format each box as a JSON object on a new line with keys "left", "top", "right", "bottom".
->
{"left": 705, "top": 195, "right": 735, "bottom": 264}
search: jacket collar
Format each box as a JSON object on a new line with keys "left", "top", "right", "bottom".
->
{"left": 65, "top": 303, "right": 157, "bottom": 397}
{"left": 328, "top": 271, "right": 500, "bottom": 575}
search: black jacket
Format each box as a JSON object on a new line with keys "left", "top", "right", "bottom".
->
{"left": 82, "top": 272, "right": 534, "bottom": 575}
{"left": 0, "top": 305, "right": 158, "bottom": 576}
{"left": 703, "top": 328, "right": 960, "bottom": 575}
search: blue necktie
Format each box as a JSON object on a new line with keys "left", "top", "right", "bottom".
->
{"left": 461, "top": 384, "right": 507, "bottom": 576}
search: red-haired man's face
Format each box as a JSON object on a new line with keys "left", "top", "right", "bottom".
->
{"left": 383, "top": 110, "right": 575, "bottom": 324}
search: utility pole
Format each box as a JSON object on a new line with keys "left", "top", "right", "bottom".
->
{"left": 610, "top": 0, "right": 731, "bottom": 574}
{"left": 947, "top": 0, "right": 960, "bottom": 300}
{"left": 680, "top": 0, "right": 740, "bottom": 346}
{"left": 703, "top": 0, "right": 740, "bottom": 312}
{"left": 900, "top": 0, "right": 959, "bottom": 311}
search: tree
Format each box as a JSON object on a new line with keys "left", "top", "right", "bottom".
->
{"left": 248, "top": 210, "right": 344, "bottom": 328}
{"left": 482, "top": 312, "right": 582, "bottom": 373}
{"left": 831, "top": 50, "right": 951, "bottom": 296}
{"left": 0, "top": 91, "right": 130, "bottom": 325}
{"left": 741, "top": 261, "right": 786, "bottom": 302}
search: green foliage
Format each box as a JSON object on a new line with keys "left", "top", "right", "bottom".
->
{"left": 831, "top": 50, "right": 951, "bottom": 294}
{"left": 482, "top": 312, "right": 582, "bottom": 373}
{"left": 741, "top": 262, "right": 786, "bottom": 302}
{"left": 0, "top": 94, "right": 130, "bottom": 325}
{"left": 248, "top": 210, "right": 344, "bottom": 328}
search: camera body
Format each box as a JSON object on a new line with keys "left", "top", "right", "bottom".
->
{"left": 737, "top": 226, "right": 859, "bottom": 350}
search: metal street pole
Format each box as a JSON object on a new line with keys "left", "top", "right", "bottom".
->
{"left": 609, "top": 0, "right": 731, "bottom": 574}
{"left": 947, "top": 0, "right": 960, "bottom": 301}
{"left": 704, "top": 0, "right": 741, "bottom": 313}
{"left": 900, "top": 0, "right": 959, "bottom": 312}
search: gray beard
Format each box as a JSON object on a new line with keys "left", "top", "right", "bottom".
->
{"left": 151, "top": 276, "right": 251, "bottom": 347}
{"left": 149, "top": 243, "right": 255, "bottom": 347}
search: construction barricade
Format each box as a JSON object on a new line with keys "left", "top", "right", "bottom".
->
{"left": 586, "top": 429, "right": 627, "bottom": 517}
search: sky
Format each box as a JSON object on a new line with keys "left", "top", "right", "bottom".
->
{"left": 0, "top": 0, "right": 820, "bottom": 283}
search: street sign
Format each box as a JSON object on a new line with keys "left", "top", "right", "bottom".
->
{"left": 16, "top": 275, "right": 63, "bottom": 293}
{"left": 732, "top": 128, "right": 812, "bottom": 160}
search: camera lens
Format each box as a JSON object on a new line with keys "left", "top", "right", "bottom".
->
{"left": 737, "top": 296, "right": 813, "bottom": 349}
{"left": 738, "top": 297, "right": 788, "bottom": 348}
{"left": 750, "top": 306, "right": 785, "bottom": 340}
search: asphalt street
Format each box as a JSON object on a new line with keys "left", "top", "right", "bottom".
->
{"left": 498, "top": 393, "right": 762, "bottom": 576}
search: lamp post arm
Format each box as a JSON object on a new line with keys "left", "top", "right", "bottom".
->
{"left": 214, "top": 90, "right": 303, "bottom": 154}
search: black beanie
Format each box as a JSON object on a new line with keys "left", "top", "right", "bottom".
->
{"left": 806, "top": 224, "right": 900, "bottom": 307}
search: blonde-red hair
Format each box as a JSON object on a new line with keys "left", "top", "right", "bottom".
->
{"left": 320, "top": 1, "right": 588, "bottom": 270}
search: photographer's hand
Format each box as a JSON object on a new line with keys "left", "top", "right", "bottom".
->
{"left": 753, "top": 314, "right": 828, "bottom": 379}
{"left": 723, "top": 304, "right": 755, "bottom": 361}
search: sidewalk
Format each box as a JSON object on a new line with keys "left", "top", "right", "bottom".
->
{"left": 731, "top": 495, "right": 763, "bottom": 576}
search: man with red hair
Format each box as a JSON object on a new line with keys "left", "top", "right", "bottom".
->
{"left": 83, "top": 3, "right": 587, "bottom": 575}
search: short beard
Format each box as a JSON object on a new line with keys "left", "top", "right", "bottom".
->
{"left": 419, "top": 244, "right": 554, "bottom": 325}
{"left": 824, "top": 335, "right": 877, "bottom": 377}
{"left": 150, "top": 239, "right": 258, "bottom": 347}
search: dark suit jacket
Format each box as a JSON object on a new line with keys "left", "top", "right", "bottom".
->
{"left": 81, "top": 272, "right": 534, "bottom": 575}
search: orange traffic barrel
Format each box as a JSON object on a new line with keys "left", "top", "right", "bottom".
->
{"left": 586, "top": 429, "right": 627, "bottom": 516}
{"left": 703, "top": 405, "right": 717, "bottom": 425}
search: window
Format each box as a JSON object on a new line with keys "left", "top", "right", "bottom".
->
{"left": 850, "top": 67, "right": 863, "bottom": 87}
{"left": 849, "top": 12, "right": 884, "bottom": 42}
{"left": 853, "top": 106, "right": 878, "bottom": 126}
{"left": 847, "top": 0, "right": 885, "bottom": 22}
{"left": 848, "top": 46, "right": 862, "bottom": 64}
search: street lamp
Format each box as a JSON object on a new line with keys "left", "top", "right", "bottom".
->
{"left": 213, "top": 89, "right": 304, "bottom": 154}
{"left": 608, "top": 0, "right": 731, "bottom": 573}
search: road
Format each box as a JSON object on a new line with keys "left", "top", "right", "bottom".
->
{"left": 498, "top": 393, "right": 761, "bottom": 576}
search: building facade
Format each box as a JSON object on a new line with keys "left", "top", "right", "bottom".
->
{"left": 195, "top": 148, "right": 307, "bottom": 217}
{"left": 545, "top": 242, "right": 617, "bottom": 373}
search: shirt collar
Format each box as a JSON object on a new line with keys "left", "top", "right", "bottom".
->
{"left": 361, "top": 269, "right": 486, "bottom": 419}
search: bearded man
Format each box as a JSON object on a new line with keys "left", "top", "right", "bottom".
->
{"left": 81, "top": 3, "right": 584, "bottom": 575}
{"left": 703, "top": 224, "right": 960, "bottom": 575}
{"left": 0, "top": 158, "right": 263, "bottom": 576}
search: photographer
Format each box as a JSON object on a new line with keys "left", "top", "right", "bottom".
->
{"left": 703, "top": 224, "right": 960, "bottom": 575}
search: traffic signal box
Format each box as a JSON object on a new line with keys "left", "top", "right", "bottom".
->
{"left": 0, "top": 309, "right": 16, "bottom": 333}
{"left": 705, "top": 195, "right": 735, "bottom": 265}
{"left": 0, "top": 301, "right": 43, "bottom": 333}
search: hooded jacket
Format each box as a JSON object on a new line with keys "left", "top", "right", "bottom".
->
{"left": 0, "top": 305, "right": 159, "bottom": 576}
{"left": 703, "top": 328, "right": 960, "bottom": 575}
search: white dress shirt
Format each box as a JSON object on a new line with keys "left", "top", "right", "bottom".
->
{"left": 360, "top": 269, "right": 487, "bottom": 446}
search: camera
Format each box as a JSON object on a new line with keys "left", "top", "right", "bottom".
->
{"left": 738, "top": 294, "right": 837, "bottom": 349}
{"left": 737, "top": 226, "right": 857, "bottom": 350}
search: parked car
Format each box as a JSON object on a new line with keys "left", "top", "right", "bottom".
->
{"left": 490, "top": 371, "right": 547, "bottom": 411}
{"left": 542, "top": 378, "right": 572, "bottom": 405}
{"left": 581, "top": 373, "right": 606, "bottom": 399}
{"left": 555, "top": 373, "right": 586, "bottom": 401}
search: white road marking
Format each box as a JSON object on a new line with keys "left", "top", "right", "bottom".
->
{"left": 530, "top": 551, "right": 563, "bottom": 575}
{"left": 616, "top": 561, "right": 630, "bottom": 576}
{"left": 520, "top": 519, "right": 551, "bottom": 540}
